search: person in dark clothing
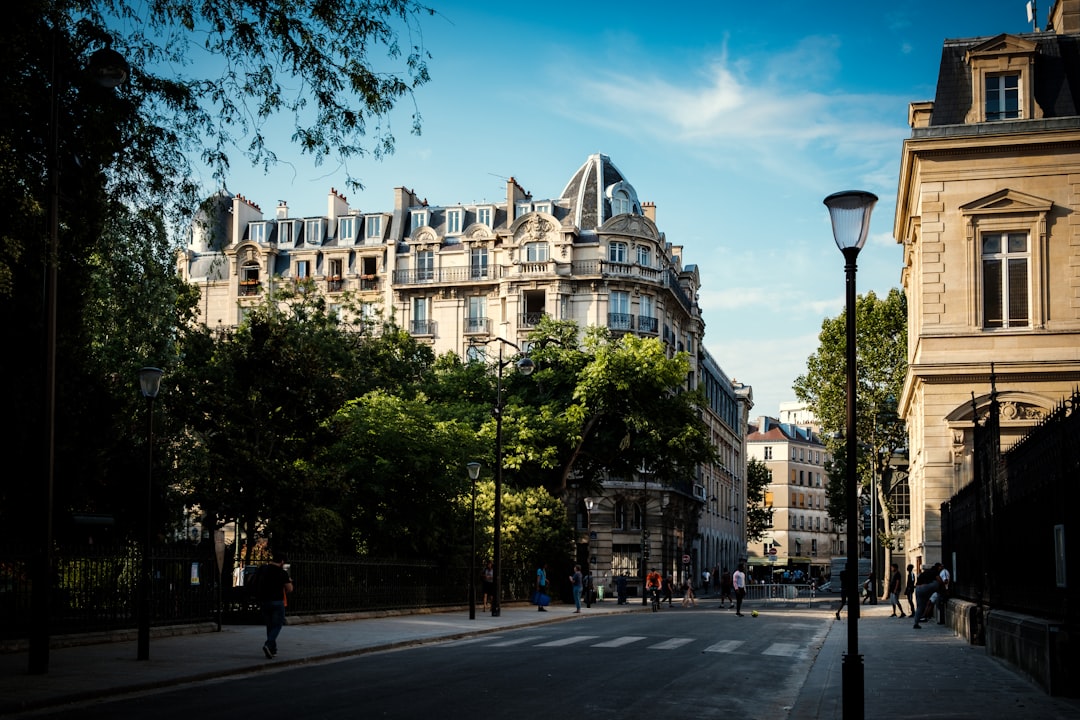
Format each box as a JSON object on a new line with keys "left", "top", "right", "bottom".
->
{"left": 254, "top": 552, "right": 293, "bottom": 659}
{"left": 913, "top": 562, "right": 943, "bottom": 629}
{"left": 616, "top": 572, "right": 628, "bottom": 604}
{"left": 904, "top": 563, "right": 916, "bottom": 616}
{"left": 835, "top": 569, "right": 848, "bottom": 620}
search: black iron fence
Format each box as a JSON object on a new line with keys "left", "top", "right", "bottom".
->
{"left": 0, "top": 544, "right": 510, "bottom": 643}
{"left": 943, "top": 385, "right": 1079, "bottom": 626}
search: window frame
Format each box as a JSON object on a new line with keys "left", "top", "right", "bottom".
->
{"left": 338, "top": 216, "right": 356, "bottom": 243}
{"left": 980, "top": 231, "right": 1030, "bottom": 329}
{"left": 609, "top": 241, "right": 628, "bottom": 264}
{"left": 365, "top": 214, "right": 382, "bottom": 239}
{"left": 524, "top": 242, "right": 549, "bottom": 263}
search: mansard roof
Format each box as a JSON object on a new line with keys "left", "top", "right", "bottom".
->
{"left": 560, "top": 153, "right": 642, "bottom": 230}
{"left": 930, "top": 32, "right": 1080, "bottom": 125}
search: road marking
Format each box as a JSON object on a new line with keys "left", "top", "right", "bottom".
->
{"left": 488, "top": 636, "right": 541, "bottom": 647}
{"left": 762, "top": 643, "right": 804, "bottom": 658}
{"left": 592, "top": 636, "right": 647, "bottom": 648}
{"left": 703, "top": 640, "right": 744, "bottom": 653}
{"left": 536, "top": 635, "right": 600, "bottom": 647}
{"left": 649, "top": 637, "right": 695, "bottom": 650}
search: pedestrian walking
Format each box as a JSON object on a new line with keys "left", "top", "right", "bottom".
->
{"left": 616, "top": 572, "right": 628, "bottom": 604}
{"left": 701, "top": 568, "right": 711, "bottom": 594}
{"left": 583, "top": 569, "right": 594, "bottom": 608}
{"left": 835, "top": 569, "right": 848, "bottom": 620}
{"left": 481, "top": 560, "right": 494, "bottom": 612}
{"left": 662, "top": 574, "right": 675, "bottom": 607}
{"left": 733, "top": 563, "right": 747, "bottom": 616}
{"left": 535, "top": 561, "right": 550, "bottom": 611}
{"left": 254, "top": 551, "right": 293, "bottom": 659}
{"left": 718, "top": 567, "right": 734, "bottom": 608}
{"left": 682, "top": 578, "right": 697, "bottom": 608}
{"left": 569, "top": 564, "right": 583, "bottom": 613}
{"left": 904, "top": 563, "right": 916, "bottom": 616}
{"left": 887, "top": 562, "right": 906, "bottom": 617}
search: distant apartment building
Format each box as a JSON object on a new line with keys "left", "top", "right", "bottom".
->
{"left": 179, "top": 153, "right": 752, "bottom": 596}
{"left": 745, "top": 415, "right": 834, "bottom": 581}
{"left": 894, "top": 0, "right": 1080, "bottom": 573}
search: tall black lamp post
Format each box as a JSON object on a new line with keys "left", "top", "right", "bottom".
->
{"left": 825, "top": 189, "right": 877, "bottom": 720}
{"left": 467, "top": 461, "right": 482, "bottom": 620}
{"left": 471, "top": 338, "right": 534, "bottom": 616}
{"left": 29, "top": 35, "right": 130, "bottom": 676}
{"left": 137, "top": 366, "right": 163, "bottom": 661}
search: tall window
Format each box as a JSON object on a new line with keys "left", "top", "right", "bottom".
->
{"left": 295, "top": 260, "right": 310, "bottom": 279}
{"left": 446, "top": 209, "right": 462, "bottom": 234}
{"left": 467, "top": 296, "right": 486, "bottom": 333}
{"left": 365, "top": 215, "right": 382, "bottom": 239}
{"left": 329, "top": 258, "right": 343, "bottom": 278}
{"left": 416, "top": 250, "right": 434, "bottom": 281}
{"left": 277, "top": 221, "right": 293, "bottom": 245}
{"left": 338, "top": 217, "right": 356, "bottom": 242}
{"left": 982, "top": 232, "right": 1029, "bottom": 328}
{"left": 609, "top": 291, "right": 632, "bottom": 330}
{"left": 476, "top": 207, "right": 492, "bottom": 227}
{"left": 470, "top": 247, "right": 488, "bottom": 278}
{"left": 609, "top": 241, "right": 628, "bottom": 264}
{"left": 764, "top": 447, "right": 773, "bottom": 460}
{"left": 525, "top": 242, "right": 548, "bottom": 262}
{"left": 637, "top": 245, "right": 651, "bottom": 267}
{"left": 411, "top": 298, "right": 430, "bottom": 334}
{"left": 305, "top": 219, "right": 322, "bottom": 245}
{"left": 986, "top": 74, "right": 1020, "bottom": 121}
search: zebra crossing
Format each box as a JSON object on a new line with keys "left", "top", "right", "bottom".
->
{"left": 443, "top": 632, "right": 815, "bottom": 658}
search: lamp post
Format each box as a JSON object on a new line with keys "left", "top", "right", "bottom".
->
{"left": 467, "top": 461, "right": 482, "bottom": 620}
{"left": 137, "top": 367, "right": 163, "bottom": 661}
{"left": 471, "top": 338, "right": 534, "bottom": 616}
{"left": 29, "top": 34, "right": 130, "bottom": 675}
{"left": 825, "top": 189, "right": 877, "bottom": 720}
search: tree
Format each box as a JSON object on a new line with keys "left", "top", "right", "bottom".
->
{"left": 504, "top": 318, "right": 718, "bottom": 496}
{"left": 793, "top": 288, "right": 908, "bottom": 568}
{"left": 2, "top": 0, "right": 437, "bottom": 540}
{"left": 745, "top": 458, "right": 774, "bottom": 543}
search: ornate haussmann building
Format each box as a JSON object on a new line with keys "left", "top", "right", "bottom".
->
{"left": 180, "top": 153, "right": 753, "bottom": 598}
{"left": 894, "top": 0, "right": 1080, "bottom": 574}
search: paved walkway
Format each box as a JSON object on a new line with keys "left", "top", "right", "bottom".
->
{"left": 2, "top": 598, "right": 1078, "bottom": 718}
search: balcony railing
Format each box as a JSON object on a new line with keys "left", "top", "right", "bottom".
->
{"left": 238, "top": 281, "right": 260, "bottom": 296}
{"left": 410, "top": 319, "right": 435, "bottom": 336}
{"left": 638, "top": 316, "right": 658, "bottom": 334}
{"left": 359, "top": 276, "right": 380, "bottom": 291}
{"left": 393, "top": 266, "right": 501, "bottom": 285}
{"left": 608, "top": 313, "right": 634, "bottom": 331}
{"left": 464, "top": 317, "right": 491, "bottom": 334}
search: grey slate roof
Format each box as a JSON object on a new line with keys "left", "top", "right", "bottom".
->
{"left": 930, "top": 32, "right": 1080, "bottom": 126}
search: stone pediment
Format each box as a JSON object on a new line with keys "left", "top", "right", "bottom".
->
{"left": 959, "top": 188, "right": 1053, "bottom": 217}
{"left": 965, "top": 33, "right": 1038, "bottom": 60}
{"left": 511, "top": 214, "right": 559, "bottom": 244}
{"left": 598, "top": 213, "right": 660, "bottom": 241}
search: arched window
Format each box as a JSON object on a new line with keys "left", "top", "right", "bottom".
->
{"left": 614, "top": 501, "right": 627, "bottom": 530}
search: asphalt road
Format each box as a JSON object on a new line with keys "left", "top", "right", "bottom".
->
{"left": 33, "top": 609, "right": 829, "bottom": 719}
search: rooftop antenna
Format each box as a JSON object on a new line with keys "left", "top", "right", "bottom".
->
{"left": 1027, "top": 1, "right": 1039, "bottom": 32}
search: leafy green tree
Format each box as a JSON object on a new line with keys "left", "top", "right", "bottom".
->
{"left": 2, "top": 0, "right": 437, "bottom": 541}
{"left": 745, "top": 458, "right": 774, "bottom": 543}
{"left": 503, "top": 318, "right": 718, "bottom": 496}
{"left": 793, "top": 288, "right": 908, "bottom": 564}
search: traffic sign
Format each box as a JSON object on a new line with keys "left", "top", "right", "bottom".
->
{"left": 768, "top": 547, "right": 777, "bottom": 556}
{"left": 682, "top": 554, "right": 691, "bottom": 565}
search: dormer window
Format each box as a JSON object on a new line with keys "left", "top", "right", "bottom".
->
{"left": 411, "top": 209, "right": 428, "bottom": 229}
{"left": 338, "top": 216, "right": 357, "bottom": 242}
{"left": 516, "top": 202, "right": 531, "bottom": 220}
{"left": 964, "top": 34, "right": 1039, "bottom": 124}
{"left": 476, "top": 207, "right": 492, "bottom": 228}
{"left": 365, "top": 215, "right": 382, "bottom": 239}
{"left": 304, "top": 218, "right": 323, "bottom": 245}
{"left": 534, "top": 202, "right": 550, "bottom": 215}
{"left": 611, "top": 190, "right": 632, "bottom": 216}
{"left": 446, "top": 209, "right": 462, "bottom": 234}
{"left": 277, "top": 220, "right": 295, "bottom": 245}
{"left": 250, "top": 222, "right": 267, "bottom": 243}
{"left": 986, "top": 74, "right": 1020, "bottom": 120}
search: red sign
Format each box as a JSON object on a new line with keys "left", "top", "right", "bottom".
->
{"left": 768, "top": 547, "right": 778, "bottom": 556}
{"left": 682, "top": 554, "right": 691, "bottom": 564}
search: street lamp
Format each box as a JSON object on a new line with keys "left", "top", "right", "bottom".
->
{"left": 825, "top": 189, "right": 877, "bottom": 720}
{"left": 467, "top": 461, "right": 482, "bottom": 620}
{"left": 137, "top": 366, "right": 163, "bottom": 661}
{"left": 471, "top": 338, "right": 534, "bottom": 616}
{"left": 29, "top": 36, "right": 130, "bottom": 676}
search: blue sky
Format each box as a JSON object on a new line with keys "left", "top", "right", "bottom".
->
{"left": 209, "top": 1, "right": 1039, "bottom": 417}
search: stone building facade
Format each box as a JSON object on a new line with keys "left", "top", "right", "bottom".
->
{"left": 894, "top": 0, "right": 1080, "bottom": 574}
{"left": 179, "top": 153, "right": 752, "bottom": 598}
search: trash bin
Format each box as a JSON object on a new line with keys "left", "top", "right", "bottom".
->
{"left": 597, "top": 585, "right": 604, "bottom": 601}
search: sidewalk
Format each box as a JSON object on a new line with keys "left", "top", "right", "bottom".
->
{"left": 2, "top": 599, "right": 1078, "bottom": 718}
